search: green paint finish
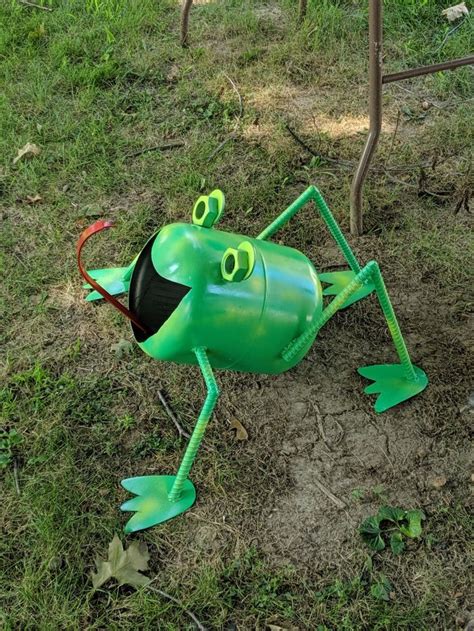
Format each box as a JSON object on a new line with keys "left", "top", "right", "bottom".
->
{"left": 83, "top": 262, "right": 135, "bottom": 301}
{"left": 80, "top": 185, "right": 429, "bottom": 533}
{"left": 358, "top": 364, "right": 428, "bottom": 413}
{"left": 137, "top": 222, "right": 322, "bottom": 374}
{"left": 120, "top": 348, "right": 218, "bottom": 532}
{"left": 319, "top": 270, "right": 375, "bottom": 309}
{"left": 121, "top": 475, "right": 196, "bottom": 533}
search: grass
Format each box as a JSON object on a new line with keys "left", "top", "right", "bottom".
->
{"left": 1, "top": 0, "right": 473, "bottom": 629}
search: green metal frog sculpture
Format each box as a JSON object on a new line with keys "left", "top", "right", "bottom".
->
{"left": 78, "top": 186, "right": 428, "bottom": 533}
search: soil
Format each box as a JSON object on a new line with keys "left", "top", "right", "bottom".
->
{"left": 215, "top": 269, "right": 474, "bottom": 570}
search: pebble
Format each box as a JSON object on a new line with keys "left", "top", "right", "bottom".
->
{"left": 431, "top": 476, "right": 447, "bottom": 489}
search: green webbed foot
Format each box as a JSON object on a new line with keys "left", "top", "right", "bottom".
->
{"left": 358, "top": 364, "right": 428, "bottom": 413}
{"left": 320, "top": 270, "right": 375, "bottom": 309}
{"left": 120, "top": 475, "right": 196, "bottom": 534}
{"left": 83, "top": 266, "right": 132, "bottom": 301}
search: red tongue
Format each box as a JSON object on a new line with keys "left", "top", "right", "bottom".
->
{"left": 77, "top": 220, "right": 150, "bottom": 335}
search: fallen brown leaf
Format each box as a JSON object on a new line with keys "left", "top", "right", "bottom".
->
{"left": 91, "top": 534, "right": 150, "bottom": 589}
{"left": 26, "top": 194, "right": 42, "bottom": 204}
{"left": 229, "top": 418, "right": 248, "bottom": 441}
{"left": 13, "top": 143, "right": 41, "bottom": 164}
{"left": 442, "top": 2, "right": 469, "bottom": 22}
{"left": 431, "top": 476, "right": 447, "bottom": 489}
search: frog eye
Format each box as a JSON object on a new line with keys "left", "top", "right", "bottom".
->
{"left": 221, "top": 241, "right": 255, "bottom": 282}
{"left": 192, "top": 189, "right": 225, "bottom": 228}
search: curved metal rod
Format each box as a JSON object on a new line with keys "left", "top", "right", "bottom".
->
{"left": 350, "top": 1, "right": 473, "bottom": 236}
{"left": 350, "top": 0, "right": 382, "bottom": 236}
{"left": 77, "top": 220, "right": 149, "bottom": 334}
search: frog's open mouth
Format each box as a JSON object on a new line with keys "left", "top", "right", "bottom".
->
{"left": 129, "top": 234, "right": 190, "bottom": 343}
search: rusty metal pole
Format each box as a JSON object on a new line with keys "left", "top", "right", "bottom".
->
{"left": 383, "top": 55, "right": 474, "bottom": 83}
{"left": 350, "top": 0, "right": 383, "bottom": 236}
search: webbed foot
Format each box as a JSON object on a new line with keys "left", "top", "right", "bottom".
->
{"left": 83, "top": 266, "right": 132, "bottom": 301}
{"left": 320, "top": 270, "right": 375, "bottom": 309}
{"left": 358, "top": 364, "right": 428, "bottom": 413}
{"left": 120, "top": 475, "right": 196, "bottom": 534}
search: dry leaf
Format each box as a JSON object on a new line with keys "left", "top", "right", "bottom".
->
{"left": 442, "top": 2, "right": 469, "bottom": 21}
{"left": 13, "top": 143, "right": 41, "bottom": 164}
{"left": 166, "top": 64, "right": 180, "bottom": 82}
{"left": 111, "top": 338, "right": 134, "bottom": 358}
{"left": 230, "top": 417, "right": 248, "bottom": 441}
{"left": 91, "top": 534, "right": 150, "bottom": 589}
{"left": 431, "top": 476, "right": 447, "bottom": 489}
{"left": 26, "top": 194, "right": 42, "bottom": 204}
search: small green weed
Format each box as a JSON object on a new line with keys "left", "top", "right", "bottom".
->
{"left": 360, "top": 506, "right": 425, "bottom": 554}
{"left": 0, "top": 428, "right": 22, "bottom": 468}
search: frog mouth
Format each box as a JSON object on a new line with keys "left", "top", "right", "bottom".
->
{"left": 129, "top": 234, "right": 190, "bottom": 343}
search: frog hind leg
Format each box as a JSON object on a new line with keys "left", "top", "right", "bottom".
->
{"left": 319, "top": 270, "right": 375, "bottom": 309}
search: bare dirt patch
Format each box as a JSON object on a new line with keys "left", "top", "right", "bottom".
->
{"left": 215, "top": 267, "right": 473, "bottom": 571}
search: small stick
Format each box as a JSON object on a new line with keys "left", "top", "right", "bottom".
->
{"left": 126, "top": 141, "right": 184, "bottom": 158}
{"left": 299, "top": 0, "right": 308, "bottom": 21}
{"left": 157, "top": 391, "right": 213, "bottom": 453}
{"left": 13, "top": 459, "right": 21, "bottom": 495}
{"left": 148, "top": 581, "right": 205, "bottom": 630}
{"left": 331, "top": 416, "right": 345, "bottom": 447}
{"left": 313, "top": 402, "right": 331, "bottom": 451}
{"left": 157, "top": 390, "right": 191, "bottom": 440}
{"left": 285, "top": 124, "right": 353, "bottom": 168}
{"left": 207, "top": 74, "right": 242, "bottom": 161}
{"left": 18, "top": 0, "right": 52, "bottom": 10}
{"left": 314, "top": 477, "right": 346, "bottom": 509}
{"left": 286, "top": 122, "right": 440, "bottom": 173}
{"left": 222, "top": 72, "right": 243, "bottom": 119}
{"left": 385, "top": 108, "right": 401, "bottom": 169}
{"left": 207, "top": 134, "right": 235, "bottom": 162}
{"left": 181, "top": 0, "right": 193, "bottom": 47}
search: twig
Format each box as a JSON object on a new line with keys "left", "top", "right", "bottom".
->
{"left": 435, "top": 19, "right": 466, "bottom": 54}
{"left": 222, "top": 72, "right": 243, "bottom": 120}
{"left": 13, "top": 459, "right": 21, "bottom": 495}
{"left": 18, "top": 0, "right": 52, "bottom": 10}
{"left": 181, "top": 0, "right": 193, "bottom": 47}
{"left": 207, "top": 74, "right": 243, "bottom": 161}
{"left": 148, "top": 581, "right": 205, "bottom": 630}
{"left": 299, "top": 0, "right": 308, "bottom": 21}
{"left": 385, "top": 108, "right": 401, "bottom": 169}
{"left": 314, "top": 477, "right": 346, "bottom": 509}
{"left": 157, "top": 391, "right": 213, "bottom": 453}
{"left": 285, "top": 123, "right": 353, "bottom": 168}
{"left": 126, "top": 141, "right": 184, "bottom": 158}
{"left": 207, "top": 134, "right": 236, "bottom": 162}
{"left": 385, "top": 172, "right": 452, "bottom": 199}
{"left": 157, "top": 390, "right": 191, "bottom": 441}
{"left": 285, "top": 122, "right": 438, "bottom": 173}
{"left": 331, "top": 416, "right": 345, "bottom": 447}
{"left": 313, "top": 402, "right": 331, "bottom": 451}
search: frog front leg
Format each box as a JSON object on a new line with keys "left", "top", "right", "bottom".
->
{"left": 83, "top": 259, "right": 136, "bottom": 302}
{"left": 77, "top": 219, "right": 138, "bottom": 301}
{"left": 121, "top": 347, "right": 219, "bottom": 533}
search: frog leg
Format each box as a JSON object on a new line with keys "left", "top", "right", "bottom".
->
{"left": 83, "top": 257, "right": 137, "bottom": 302}
{"left": 282, "top": 260, "right": 428, "bottom": 413}
{"left": 257, "top": 185, "right": 374, "bottom": 308}
{"left": 121, "top": 347, "right": 219, "bottom": 533}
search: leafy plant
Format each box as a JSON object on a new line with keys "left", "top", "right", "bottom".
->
{"left": 360, "top": 506, "right": 425, "bottom": 554}
{"left": 370, "top": 574, "right": 393, "bottom": 601}
{"left": 0, "top": 428, "right": 22, "bottom": 469}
